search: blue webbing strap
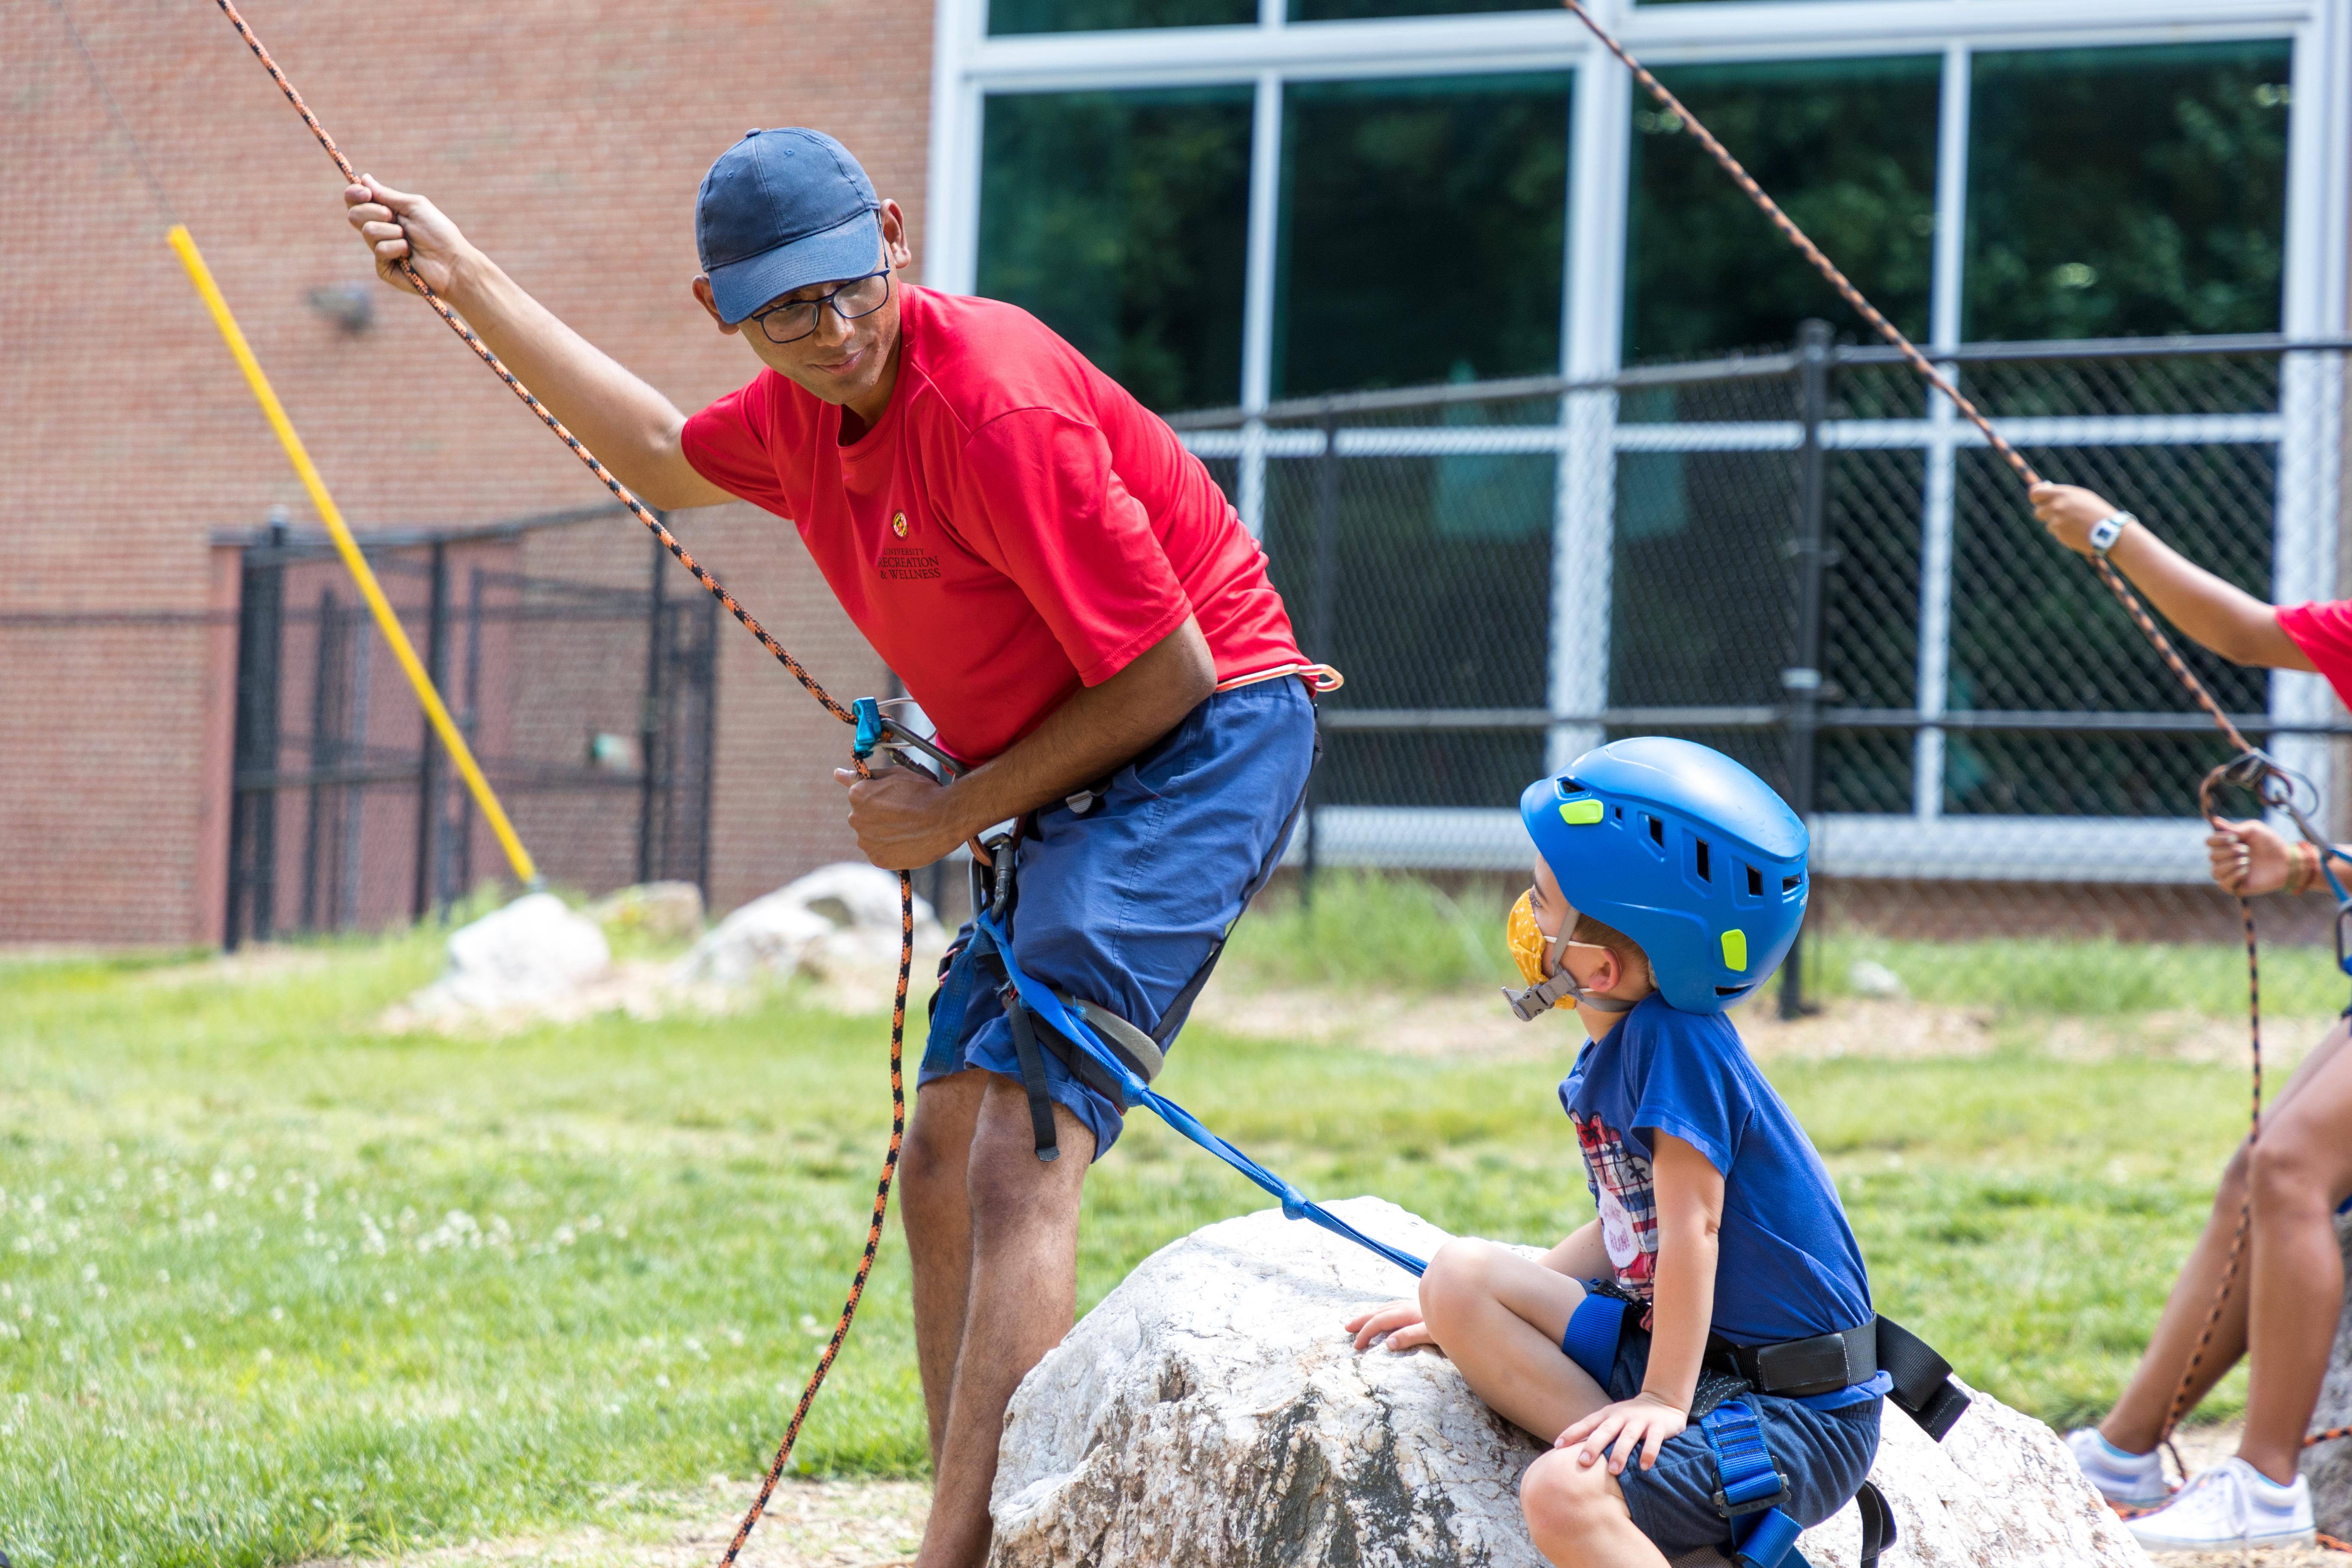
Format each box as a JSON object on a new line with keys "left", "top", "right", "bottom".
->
{"left": 973, "top": 908, "right": 1429, "bottom": 1278}
{"left": 1699, "top": 1398, "right": 1812, "bottom": 1568}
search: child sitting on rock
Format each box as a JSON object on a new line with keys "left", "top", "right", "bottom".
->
{"left": 1346, "top": 737, "right": 1889, "bottom": 1568}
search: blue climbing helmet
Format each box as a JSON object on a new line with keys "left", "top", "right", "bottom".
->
{"left": 1520, "top": 736, "right": 1809, "bottom": 1014}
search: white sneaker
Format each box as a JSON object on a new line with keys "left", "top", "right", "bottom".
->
{"left": 2125, "top": 1457, "right": 2315, "bottom": 1552}
{"left": 2065, "top": 1427, "right": 2170, "bottom": 1507}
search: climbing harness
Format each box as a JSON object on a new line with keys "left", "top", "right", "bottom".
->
{"left": 1558, "top": 1286, "right": 1967, "bottom": 1568}
{"left": 852, "top": 699, "right": 1431, "bottom": 1279}
{"left": 1553, "top": 0, "right": 2352, "bottom": 1473}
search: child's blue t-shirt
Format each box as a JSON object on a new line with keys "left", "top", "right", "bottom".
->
{"left": 1558, "top": 994, "right": 1871, "bottom": 1348}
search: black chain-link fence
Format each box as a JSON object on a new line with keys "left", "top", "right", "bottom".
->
{"left": 222, "top": 507, "right": 717, "bottom": 946}
{"left": 1170, "top": 330, "right": 2352, "bottom": 1014}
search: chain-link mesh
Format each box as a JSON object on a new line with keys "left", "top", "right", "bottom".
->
{"left": 1170, "top": 333, "right": 2352, "bottom": 1013}
{"left": 222, "top": 511, "right": 716, "bottom": 946}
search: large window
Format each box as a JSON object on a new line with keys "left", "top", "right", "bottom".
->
{"left": 1277, "top": 74, "right": 1569, "bottom": 397}
{"left": 941, "top": 4, "right": 2340, "bottom": 872}
{"left": 1624, "top": 55, "right": 1939, "bottom": 362}
{"left": 1966, "top": 42, "right": 2292, "bottom": 342}
{"left": 976, "top": 88, "right": 1254, "bottom": 412}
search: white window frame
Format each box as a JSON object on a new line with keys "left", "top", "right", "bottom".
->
{"left": 927, "top": 0, "right": 2352, "bottom": 882}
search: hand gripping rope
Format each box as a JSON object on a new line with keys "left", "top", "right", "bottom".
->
{"left": 205, "top": 6, "right": 907, "bottom": 1561}
{"left": 1553, "top": 0, "right": 2352, "bottom": 1470}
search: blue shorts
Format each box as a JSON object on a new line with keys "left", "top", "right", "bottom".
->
{"left": 919, "top": 678, "right": 1317, "bottom": 1159}
{"left": 1574, "top": 1305, "right": 1883, "bottom": 1556}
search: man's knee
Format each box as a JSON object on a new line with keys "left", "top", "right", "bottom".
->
{"left": 966, "top": 1078, "right": 1093, "bottom": 1231}
{"left": 903, "top": 1073, "right": 985, "bottom": 1200}
{"left": 1520, "top": 1447, "right": 1625, "bottom": 1557}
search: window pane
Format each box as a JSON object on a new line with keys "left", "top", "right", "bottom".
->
{"left": 1965, "top": 42, "right": 2291, "bottom": 341}
{"left": 988, "top": 0, "right": 1248, "bottom": 36}
{"left": 1276, "top": 74, "right": 1569, "bottom": 398}
{"left": 977, "top": 88, "right": 1253, "bottom": 412}
{"left": 1292, "top": 0, "right": 1546, "bottom": 24}
{"left": 1624, "top": 55, "right": 1939, "bottom": 363}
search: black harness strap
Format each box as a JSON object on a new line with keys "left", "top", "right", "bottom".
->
{"left": 1854, "top": 1481, "right": 1896, "bottom": 1568}
{"left": 1876, "top": 1315, "right": 1971, "bottom": 1441}
{"left": 1002, "top": 991, "right": 1062, "bottom": 1162}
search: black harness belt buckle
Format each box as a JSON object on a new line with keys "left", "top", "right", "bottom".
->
{"left": 1741, "top": 1322, "right": 1876, "bottom": 1398}
{"left": 1710, "top": 1475, "right": 1791, "bottom": 1520}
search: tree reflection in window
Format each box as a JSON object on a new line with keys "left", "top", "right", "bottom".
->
{"left": 1966, "top": 41, "right": 2290, "bottom": 341}
{"left": 977, "top": 87, "right": 1254, "bottom": 412}
{"left": 1624, "top": 55, "right": 1939, "bottom": 365}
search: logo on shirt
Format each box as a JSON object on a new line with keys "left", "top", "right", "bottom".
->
{"left": 891, "top": 510, "right": 908, "bottom": 538}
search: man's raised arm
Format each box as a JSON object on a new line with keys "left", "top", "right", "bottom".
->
{"left": 345, "top": 177, "right": 734, "bottom": 511}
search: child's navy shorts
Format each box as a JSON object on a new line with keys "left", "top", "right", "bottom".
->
{"left": 1574, "top": 1306, "right": 1883, "bottom": 1557}
{"left": 919, "top": 677, "right": 1317, "bottom": 1159}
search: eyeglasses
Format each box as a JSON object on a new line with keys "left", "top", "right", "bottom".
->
{"left": 748, "top": 267, "right": 892, "bottom": 345}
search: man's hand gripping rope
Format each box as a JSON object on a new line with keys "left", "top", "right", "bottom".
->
{"left": 205, "top": 5, "right": 912, "bottom": 1560}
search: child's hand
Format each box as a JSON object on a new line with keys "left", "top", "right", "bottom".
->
{"left": 1344, "top": 1300, "right": 1435, "bottom": 1352}
{"left": 1554, "top": 1391, "right": 1687, "bottom": 1475}
{"left": 2208, "top": 819, "right": 2291, "bottom": 895}
{"left": 2031, "top": 482, "right": 2130, "bottom": 557}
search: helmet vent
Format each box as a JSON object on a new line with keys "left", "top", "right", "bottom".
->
{"left": 1646, "top": 814, "right": 1664, "bottom": 848}
{"left": 1693, "top": 839, "right": 1712, "bottom": 883}
{"left": 1781, "top": 875, "right": 1803, "bottom": 894}
{"left": 1745, "top": 866, "right": 1764, "bottom": 897}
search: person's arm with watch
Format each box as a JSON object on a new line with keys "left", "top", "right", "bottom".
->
{"left": 2033, "top": 481, "right": 2337, "bottom": 898}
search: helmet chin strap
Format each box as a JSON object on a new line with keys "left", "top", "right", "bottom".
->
{"left": 1503, "top": 968, "right": 1636, "bottom": 1024}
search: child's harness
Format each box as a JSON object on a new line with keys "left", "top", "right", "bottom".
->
{"left": 1562, "top": 1288, "right": 1966, "bottom": 1568}
{"left": 1561, "top": 1284, "right": 1971, "bottom": 1568}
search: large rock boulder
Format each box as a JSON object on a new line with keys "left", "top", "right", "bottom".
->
{"left": 988, "top": 1200, "right": 2145, "bottom": 1568}
{"left": 2305, "top": 1213, "right": 2352, "bottom": 1537}
{"left": 404, "top": 892, "right": 610, "bottom": 1018}
{"left": 674, "top": 863, "right": 941, "bottom": 989}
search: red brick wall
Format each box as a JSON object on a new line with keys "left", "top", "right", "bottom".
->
{"left": 1, "top": 0, "right": 930, "bottom": 943}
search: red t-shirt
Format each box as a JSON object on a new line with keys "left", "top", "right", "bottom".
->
{"left": 2277, "top": 601, "right": 2352, "bottom": 706}
{"left": 680, "top": 285, "right": 1303, "bottom": 762}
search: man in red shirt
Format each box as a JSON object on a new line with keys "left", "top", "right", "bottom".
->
{"left": 346, "top": 129, "right": 1318, "bottom": 1566}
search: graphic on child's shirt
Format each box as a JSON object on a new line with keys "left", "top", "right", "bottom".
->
{"left": 1571, "top": 1111, "right": 1658, "bottom": 1299}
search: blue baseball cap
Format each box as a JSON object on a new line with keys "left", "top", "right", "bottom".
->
{"left": 697, "top": 128, "right": 882, "bottom": 325}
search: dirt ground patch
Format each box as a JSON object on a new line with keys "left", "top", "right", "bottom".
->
{"left": 1188, "top": 978, "right": 2335, "bottom": 1072}
{"left": 294, "top": 1478, "right": 928, "bottom": 1568}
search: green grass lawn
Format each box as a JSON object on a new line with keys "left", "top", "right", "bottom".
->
{"left": 0, "top": 922, "right": 2282, "bottom": 1567}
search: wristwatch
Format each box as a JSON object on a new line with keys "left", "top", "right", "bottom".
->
{"left": 2087, "top": 510, "right": 2136, "bottom": 558}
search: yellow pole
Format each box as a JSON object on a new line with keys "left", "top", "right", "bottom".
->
{"left": 169, "top": 224, "right": 541, "bottom": 891}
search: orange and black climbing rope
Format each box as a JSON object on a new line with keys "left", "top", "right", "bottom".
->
{"left": 1554, "top": 0, "right": 2343, "bottom": 1475}
{"left": 206, "top": 5, "right": 910, "bottom": 1562}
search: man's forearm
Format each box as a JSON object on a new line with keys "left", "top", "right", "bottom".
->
{"left": 937, "top": 622, "right": 1216, "bottom": 839}
{"left": 439, "top": 251, "right": 715, "bottom": 508}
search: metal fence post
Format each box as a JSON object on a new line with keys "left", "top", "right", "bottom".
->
{"left": 638, "top": 519, "right": 668, "bottom": 887}
{"left": 412, "top": 538, "right": 449, "bottom": 922}
{"left": 226, "top": 509, "right": 291, "bottom": 949}
{"left": 1303, "top": 402, "right": 1341, "bottom": 908}
{"left": 1780, "top": 320, "right": 1834, "bottom": 1020}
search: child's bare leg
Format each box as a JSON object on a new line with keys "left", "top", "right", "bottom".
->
{"left": 1522, "top": 1446, "right": 1668, "bottom": 1568}
{"left": 1418, "top": 1238, "right": 1613, "bottom": 1442}
{"left": 2104, "top": 1018, "right": 2352, "bottom": 1457}
{"left": 2239, "top": 1029, "right": 2352, "bottom": 1481}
